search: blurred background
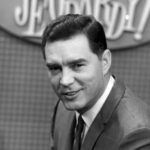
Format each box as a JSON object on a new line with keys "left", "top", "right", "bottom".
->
{"left": 0, "top": 0, "right": 150, "bottom": 150}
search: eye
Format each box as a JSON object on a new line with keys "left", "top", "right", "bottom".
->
{"left": 72, "top": 63, "right": 84, "bottom": 70}
{"left": 46, "top": 64, "right": 61, "bottom": 75}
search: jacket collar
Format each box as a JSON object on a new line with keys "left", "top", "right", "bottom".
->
{"left": 81, "top": 78, "right": 126, "bottom": 150}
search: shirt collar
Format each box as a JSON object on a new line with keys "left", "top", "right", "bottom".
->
{"left": 76, "top": 75, "right": 115, "bottom": 128}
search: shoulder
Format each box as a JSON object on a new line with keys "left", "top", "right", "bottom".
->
{"left": 108, "top": 86, "right": 150, "bottom": 149}
{"left": 116, "top": 87, "right": 150, "bottom": 134}
{"left": 117, "top": 88, "right": 150, "bottom": 149}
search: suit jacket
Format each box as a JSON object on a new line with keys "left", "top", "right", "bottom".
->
{"left": 50, "top": 79, "right": 150, "bottom": 150}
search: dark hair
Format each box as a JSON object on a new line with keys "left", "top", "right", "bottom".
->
{"left": 42, "top": 14, "right": 107, "bottom": 59}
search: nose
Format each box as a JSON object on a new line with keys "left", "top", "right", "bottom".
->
{"left": 59, "top": 68, "right": 74, "bottom": 87}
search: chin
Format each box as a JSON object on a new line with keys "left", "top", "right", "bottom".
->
{"left": 63, "top": 101, "right": 81, "bottom": 111}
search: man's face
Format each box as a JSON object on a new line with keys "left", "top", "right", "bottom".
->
{"left": 45, "top": 34, "right": 108, "bottom": 114}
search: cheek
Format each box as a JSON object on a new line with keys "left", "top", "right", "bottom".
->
{"left": 50, "top": 76, "right": 60, "bottom": 91}
{"left": 79, "top": 68, "right": 104, "bottom": 95}
{"left": 80, "top": 67, "right": 103, "bottom": 84}
{"left": 77, "top": 73, "right": 100, "bottom": 93}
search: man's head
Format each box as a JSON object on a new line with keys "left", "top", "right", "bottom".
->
{"left": 42, "top": 14, "right": 111, "bottom": 114}
{"left": 42, "top": 14, "right": 107, "bottom": 59}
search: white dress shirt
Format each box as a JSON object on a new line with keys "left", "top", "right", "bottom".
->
{"left": 76, "top": 75, "right": 115, "bottom": 141}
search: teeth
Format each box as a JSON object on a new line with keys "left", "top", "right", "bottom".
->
{"left": 64, "top": 91, "right": 78, "bottom": 96}
{"left": 61, "top": 90, "right": 80, "bottom": 97}
{"left": 66, "top": 92, "right": 76, "bottom": 95}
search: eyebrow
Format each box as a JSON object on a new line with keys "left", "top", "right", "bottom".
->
{"left": 67, "top": 58, "right": 88, "bottom": 65}
{"left": 46, "top": 63, "right": 61, "bottom": 70}
{"left": 46, "top": 58, "right": 88, "bottom": 66}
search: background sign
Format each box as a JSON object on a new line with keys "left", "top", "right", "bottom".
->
{"left": 0, "top": 0, "right": 150, "bottom": 49}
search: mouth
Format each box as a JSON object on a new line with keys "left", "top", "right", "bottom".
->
{"left": 61, "top": 90, "right": 81, "bottom": 99}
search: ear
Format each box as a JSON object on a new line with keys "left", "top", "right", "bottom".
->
{"left": 101, "top": 49, "right": 112, "bottom": 75}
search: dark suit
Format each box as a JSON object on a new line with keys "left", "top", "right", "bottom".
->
{"left": 50, "top": 79, "right": 150, "bottom": 150}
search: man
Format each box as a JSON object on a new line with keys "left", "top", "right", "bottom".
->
{"left": 41, "top": 14, "right": 150, "bottom": 150}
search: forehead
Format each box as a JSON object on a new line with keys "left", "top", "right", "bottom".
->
{"left": 45, "top": 34, "right": 95, "bottom": 64}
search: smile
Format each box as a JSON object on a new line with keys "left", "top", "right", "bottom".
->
{"left": 61, "top": 90, "right": 80, "bottom": 99}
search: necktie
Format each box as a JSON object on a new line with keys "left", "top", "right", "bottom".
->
{"left": 73, "top": 115, "right": 84, "bottom": 150}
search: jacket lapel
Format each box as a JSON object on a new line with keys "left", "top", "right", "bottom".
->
{"left": 62, "top": 112, "right": 76, "bottom": 150}
{"left": 81, "top": 79, "right": 125, "bottom": 150}
{"left": 55, "top": 100, "right": 76, "bottom": 150}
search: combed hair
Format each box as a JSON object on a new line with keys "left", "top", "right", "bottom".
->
{"left": 42, "top": 14, "right": 107, "bottom": 59}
